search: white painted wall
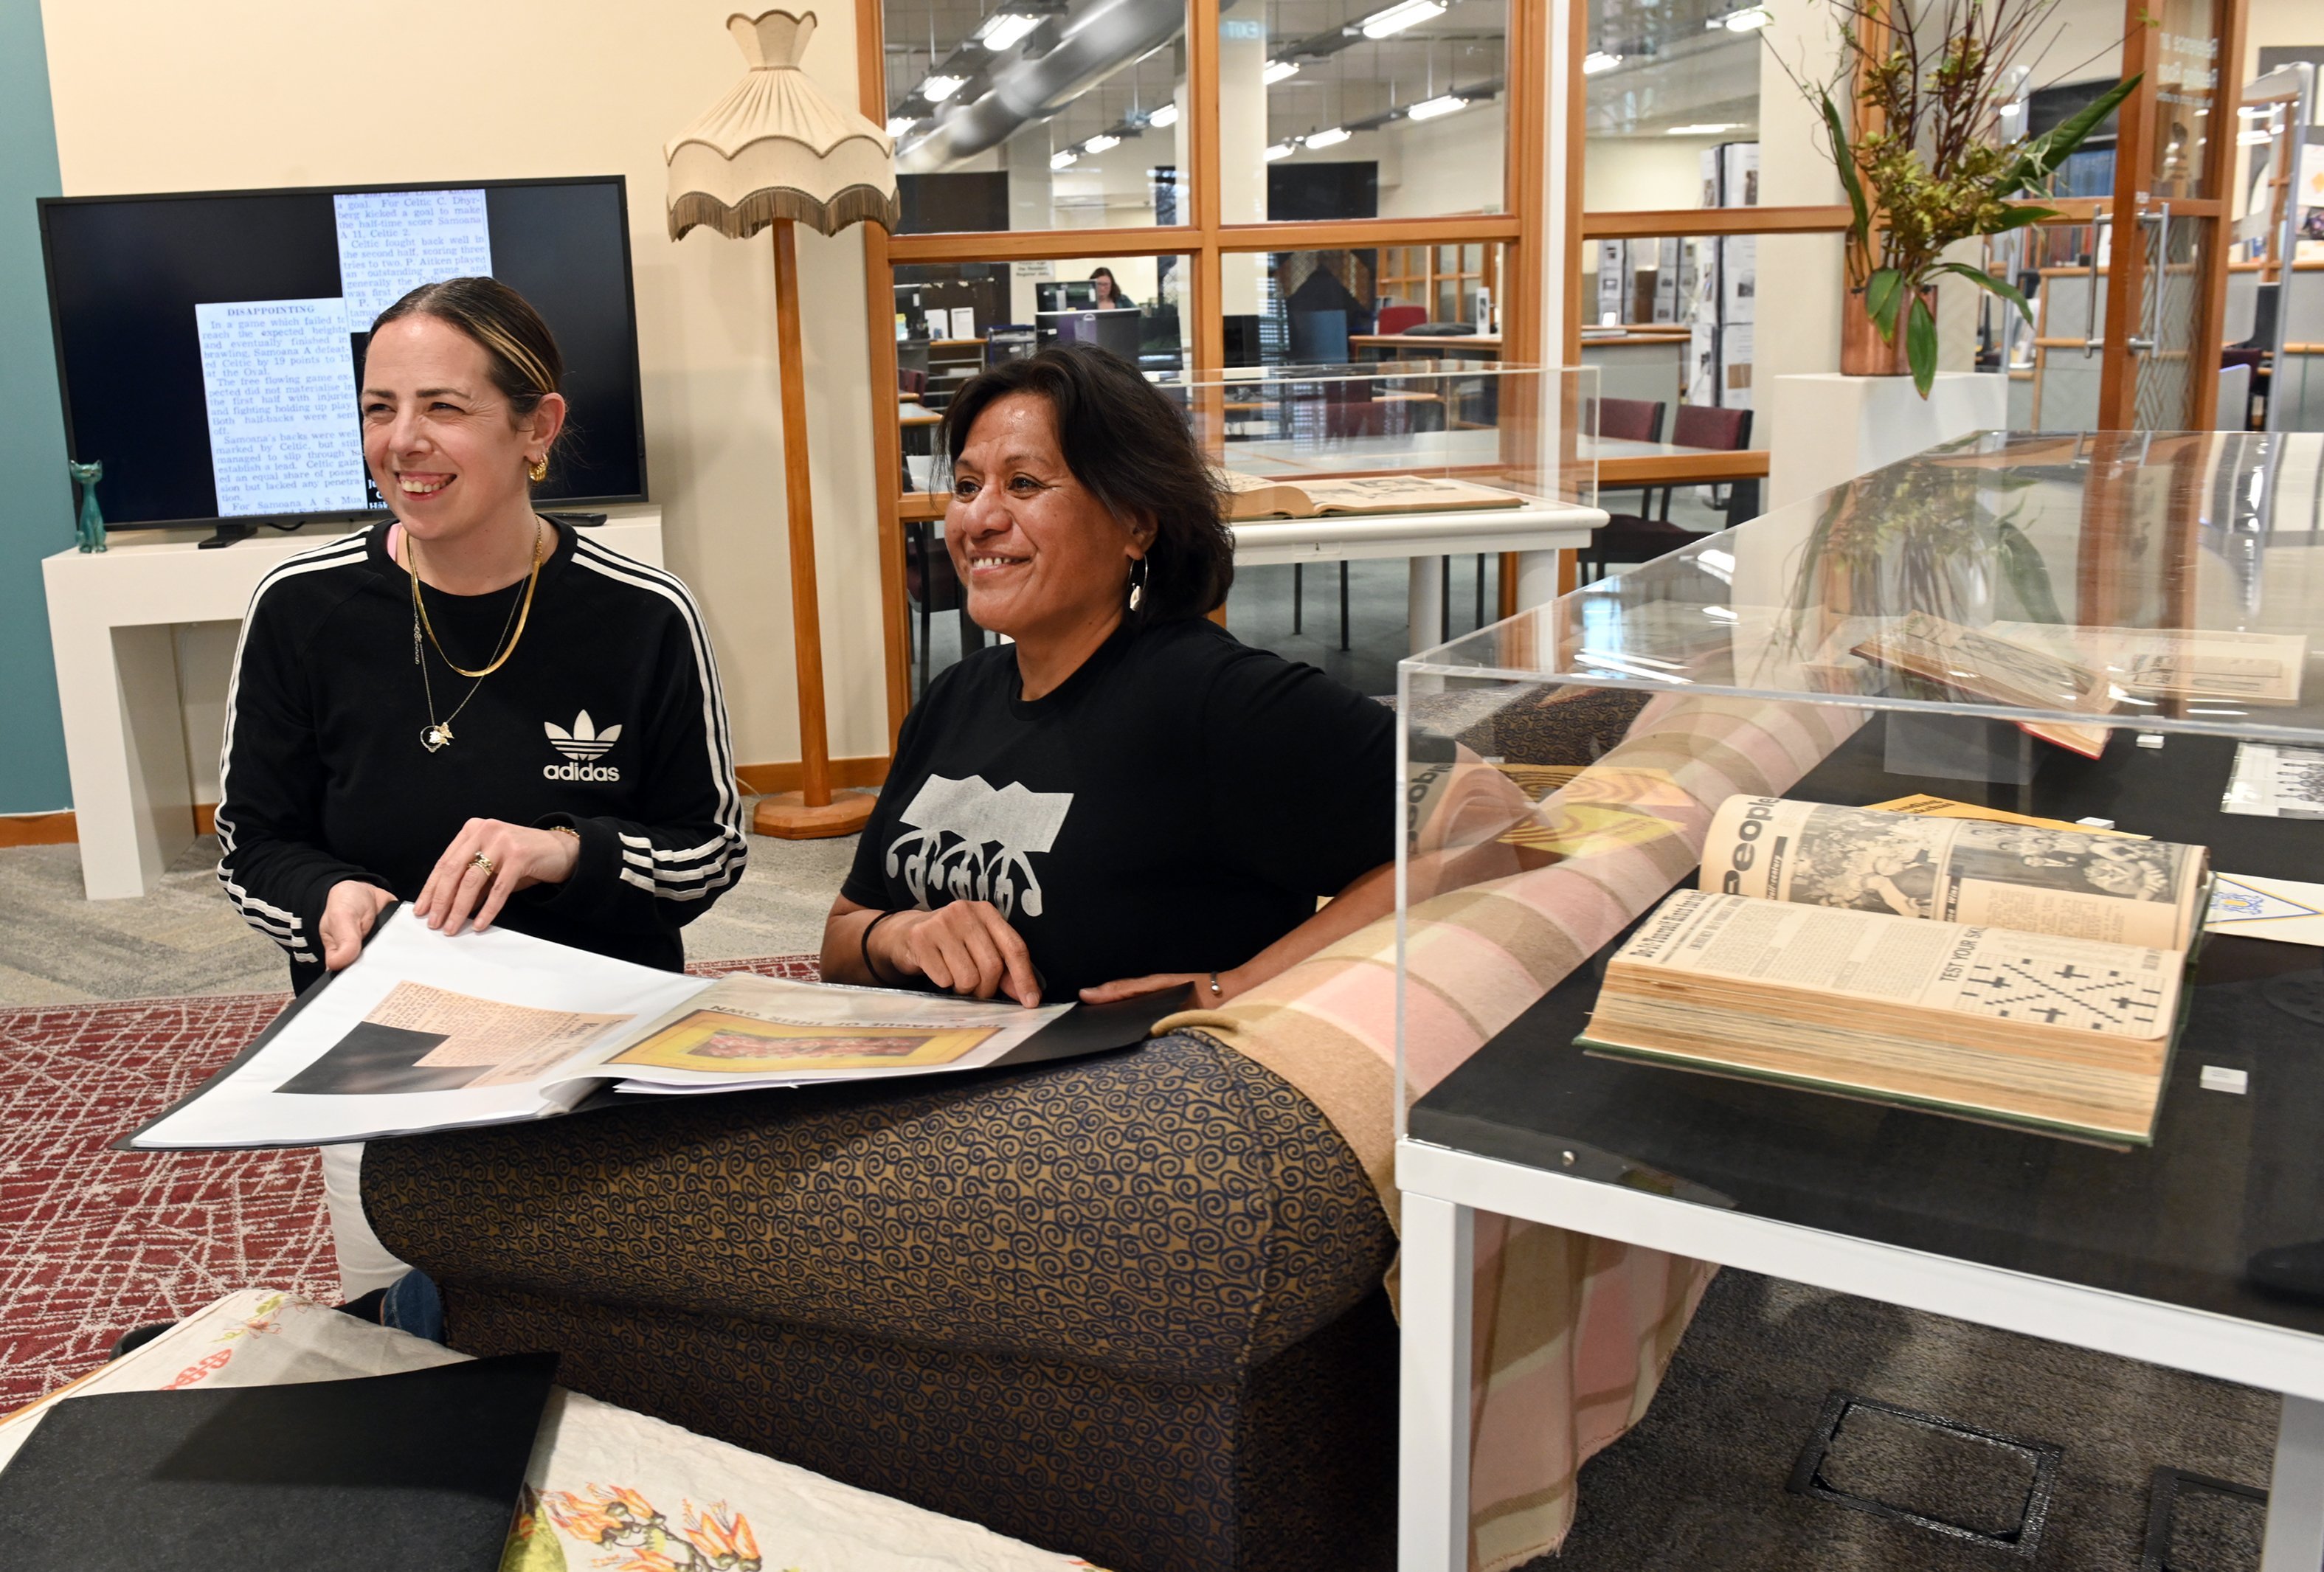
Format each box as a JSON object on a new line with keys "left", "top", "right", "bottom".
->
{"left": 1377, "top": 100, "right": 1507, "bottom": 218}
{"left": 1582, "top": 134, "right": 1722, "bottom": 212}
{"left": 38, "top": 0, "right": 889, "bottom": 780}
{"left": 1754, "top": 0, "right": 1844, "bottom": 392}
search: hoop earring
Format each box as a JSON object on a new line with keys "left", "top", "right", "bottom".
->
{"left": 528, "top": 457, "right": 548, "bottom": 482}
{"left": 1127, "top": 558, "right": 1149, "bottom": 613}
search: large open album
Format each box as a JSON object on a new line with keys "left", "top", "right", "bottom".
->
{"left": 1577, "top": 796, "right": 2212, "bottom": 1145}
{"left": 1215, "top": 469, "right": 1526, "bottom": 521}
{"left": 127, "top": 908, "right": 1176, "bottom": 1151}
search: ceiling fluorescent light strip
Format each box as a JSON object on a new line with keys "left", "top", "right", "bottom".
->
{"left": 1408, "top": 94, "right": 1468, "bottom": 120}
{"left": 1583, "top": 50, "right": 1624, "bottom": 74}
{"left": 1305, "top": 125, "right": 1352, "bottom": 148}
{"left": 1360, "top": 0, "right": 1445, "bottom": 39}
{"left": 1148, "top": 102, "right": 1179, "bottom": 128}
{"left": 1264, "top": 59, "right": 1301, "bottom": 84}
{"left": 919, "top": 73, "right": 966, "bottom": 103}
{"left": 1265, "top": 139, "right": 1298, "bottom": 160}
{"left": 976, "top": 11, "right": 1042, "bottom": 50}
{"left": 1083, "top": 133, "right": 1120, "bottom": 153}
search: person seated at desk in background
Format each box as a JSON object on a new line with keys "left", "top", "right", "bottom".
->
{"left": 1087, "top": 266, "right": 1132, "bottom": 310}
{"left": 215, "top": 275, "right": 745, "bottom": 1303}
{"left": 821, "top": 344, "right": 1396, "bottom": 1008}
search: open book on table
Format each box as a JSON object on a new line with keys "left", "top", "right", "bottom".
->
{"left": 1577, "top": 795, "right": 2213, "bottom": 1146}
{"left": 125, "top": 908, "right": 1179, "bottom": 1151}
{"left": 1848, "top": 612, "right": 2308, "bottom": 759}
{"left": 1214, "top": 468, "right": 1526, "bottom": 521}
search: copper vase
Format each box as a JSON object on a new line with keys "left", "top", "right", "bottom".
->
{"left": 1841, "top": 283, "right": 1929, "bottom": 377}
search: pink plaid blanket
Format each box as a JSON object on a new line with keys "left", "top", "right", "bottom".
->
{"left": 1163, "top": 691, "right": 1865, "bottom": 1568}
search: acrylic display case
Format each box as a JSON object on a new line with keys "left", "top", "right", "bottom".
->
{"left": 1392, "top": 429, "right": 2324, "bottom": 1336}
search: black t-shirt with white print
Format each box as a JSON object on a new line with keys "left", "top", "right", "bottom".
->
{"left": 843, "top": 617, "right": 1396, "bottom": 1003}
{"left": 216, "top": 520, "right": 747, "bottom": 994}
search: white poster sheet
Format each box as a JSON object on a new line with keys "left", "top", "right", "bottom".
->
{"left": 193, "top": 297, "right": 367, "bottom": 517}
{"left": 128, "top": 910, "right": 1070, "bottom": 1149}
{"left": 332, "top": 188, "right": 494, "bottom": 332}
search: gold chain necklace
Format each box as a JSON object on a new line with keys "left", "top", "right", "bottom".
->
{"left": 403, "top": 519, "right": 544, "bottom": 752}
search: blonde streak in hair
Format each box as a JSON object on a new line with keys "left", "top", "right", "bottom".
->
{"left": 472, "top": 318, "right": 556, "bottom": 398}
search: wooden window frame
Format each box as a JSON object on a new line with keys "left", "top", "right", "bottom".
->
{"left": 856, "top": 0, "right": 1552, "bottom": 739}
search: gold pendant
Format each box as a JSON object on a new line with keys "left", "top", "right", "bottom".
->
{"left": 422, "top": 723, "right": 453, "bottom": 752}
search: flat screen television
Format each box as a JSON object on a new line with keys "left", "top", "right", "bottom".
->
{"left": 39, "top": 176, "right": 647, "bottom": 537}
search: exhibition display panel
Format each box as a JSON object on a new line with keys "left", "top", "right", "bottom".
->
{"left": 1390, "top": 429, "right": 2324, "bottom": 1568}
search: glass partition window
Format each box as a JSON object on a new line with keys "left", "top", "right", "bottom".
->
{"left": 892, "top": 252, "right": 1192, "bottom": 486}
{"left": 1221, "top": 0, "right": 1507, "bottom": 221}
{"left": 1583, "top": 0, "right": 1760, "bottom": 212}
{"left": 885, "top": 0, "right": 1191, "bottom": 232}
{"left": 1218, "top": 242, "right": 1504, "bottom": 367}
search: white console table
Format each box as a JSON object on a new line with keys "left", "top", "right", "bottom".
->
{"left": 41, "top": 508, "right": 663, "bottom": 900}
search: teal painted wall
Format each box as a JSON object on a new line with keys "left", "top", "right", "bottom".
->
{"left": 0, "top": 0, "right": 70, "bottom": 814}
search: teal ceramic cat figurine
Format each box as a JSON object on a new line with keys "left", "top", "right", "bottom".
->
{"left": 68, "top": 460, "right": 106, "bottom": 553}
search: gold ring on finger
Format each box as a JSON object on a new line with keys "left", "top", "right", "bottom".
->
{"left": 469, "top": 852, "right": 497, "bottom": 878}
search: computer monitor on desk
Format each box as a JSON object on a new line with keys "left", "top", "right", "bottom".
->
{"left": 1039, "top": 307, "right": 1142, "bottom": 361}
{"left": 1035, "top": 280, "right": 1099, "bottom": 313}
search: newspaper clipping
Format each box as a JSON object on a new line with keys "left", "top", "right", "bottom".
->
{"left": 1701, "top": 795, "right": 2207, "bottom": 950}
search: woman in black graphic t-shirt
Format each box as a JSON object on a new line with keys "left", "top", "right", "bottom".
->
{"left": 822, "top": 346, "right": 1395, "bottom": 1007}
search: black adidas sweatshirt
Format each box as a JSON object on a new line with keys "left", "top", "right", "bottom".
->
{"left": 215, "top": 520, "right": 747, "bottom": 994}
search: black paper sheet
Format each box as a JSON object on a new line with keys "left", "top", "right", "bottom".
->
{"left": 0, "top": 1351, "right": 558, "bottom": 1571}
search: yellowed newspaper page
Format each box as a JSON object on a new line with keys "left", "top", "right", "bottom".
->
{"left": 1701, "top": 795, "right": 2204, "bottom": 950}
{"left": 1616, "top": 890, "right": 2178, "bottom": 1041}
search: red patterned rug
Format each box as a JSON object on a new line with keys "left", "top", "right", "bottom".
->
{"left": 0, "top": 956, "right": 819, "bottom": 1413}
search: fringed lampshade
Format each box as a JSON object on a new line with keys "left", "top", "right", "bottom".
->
{"left": 665, "top": 9, "right": 899, "bottom": 838}
{"left": 666, "top": 10, "right": 899, "bottom": 240}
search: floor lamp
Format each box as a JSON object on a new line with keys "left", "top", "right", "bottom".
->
{"left": 667, "top": 9, "right": 900, "bottom": 839}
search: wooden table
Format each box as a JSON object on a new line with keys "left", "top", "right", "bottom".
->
{"left": 1584, "top": 434, "right": 1769, "bottom": 488}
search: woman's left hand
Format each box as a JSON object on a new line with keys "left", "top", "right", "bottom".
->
{"left": 1079, "top": 969, "right": 1241, "bottom": 1007}
{"left": 415, "top": 819, "right": 582, "bottom": 936}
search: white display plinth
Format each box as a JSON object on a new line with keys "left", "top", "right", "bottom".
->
{"left": 42, "top": 508, "right": 663, "bottom": 900}
{"left": 1766, "top": 371, "right": 2010, "bottom": 512}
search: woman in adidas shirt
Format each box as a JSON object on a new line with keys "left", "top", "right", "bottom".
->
{"left": 215, "top": 277, "right": 744, "bottom": 1294}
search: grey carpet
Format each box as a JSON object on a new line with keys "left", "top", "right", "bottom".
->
{"left": 1532, "top": 1269, "right": 2275, "bottom": 1570}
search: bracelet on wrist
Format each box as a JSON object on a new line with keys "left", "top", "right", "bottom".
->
{"left": 861, "top": 909, "right": 906, "bottom": 986}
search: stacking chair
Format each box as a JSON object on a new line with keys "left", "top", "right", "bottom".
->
{"left": 1580, "top": 404, "right": 1754, "bottom": 584}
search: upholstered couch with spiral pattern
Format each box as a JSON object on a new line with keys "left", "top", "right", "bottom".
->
{"left": 362, "top": 1028, "right": 1398, "bottom": 1572}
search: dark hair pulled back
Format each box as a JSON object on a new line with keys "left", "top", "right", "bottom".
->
{"left": 943, "top": 344, "right": 1233, "bottom": 626}
{"left": 368, "top": 276, "right": 567, "bottom": 481}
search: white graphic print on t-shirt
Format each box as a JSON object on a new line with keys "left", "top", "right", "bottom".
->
{"left": 885, "top": 774, "right": 1074, "bottom": 918}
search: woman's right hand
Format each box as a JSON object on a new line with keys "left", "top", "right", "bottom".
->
{"left": 874, "top": 901, "right": 1042, "bottom": 1007}
{"left": 319, "top": 879, "right": 397, "bottom": 971}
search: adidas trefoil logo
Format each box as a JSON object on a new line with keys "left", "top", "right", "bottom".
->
{"left": 544, "top": 710, "right": 623, "bottom": 782}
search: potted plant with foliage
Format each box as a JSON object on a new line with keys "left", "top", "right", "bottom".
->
{"left": 1793, "top": 0, "right": 2138, "bottom": 395}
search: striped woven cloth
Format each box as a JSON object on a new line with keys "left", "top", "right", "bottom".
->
{"left": 1162, "top": 690, "right": 1866, "bottom": 1569}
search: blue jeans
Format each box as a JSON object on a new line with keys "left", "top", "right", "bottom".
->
{"left": 378, "top": 1270, "right": 445, "bottom": 1343}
